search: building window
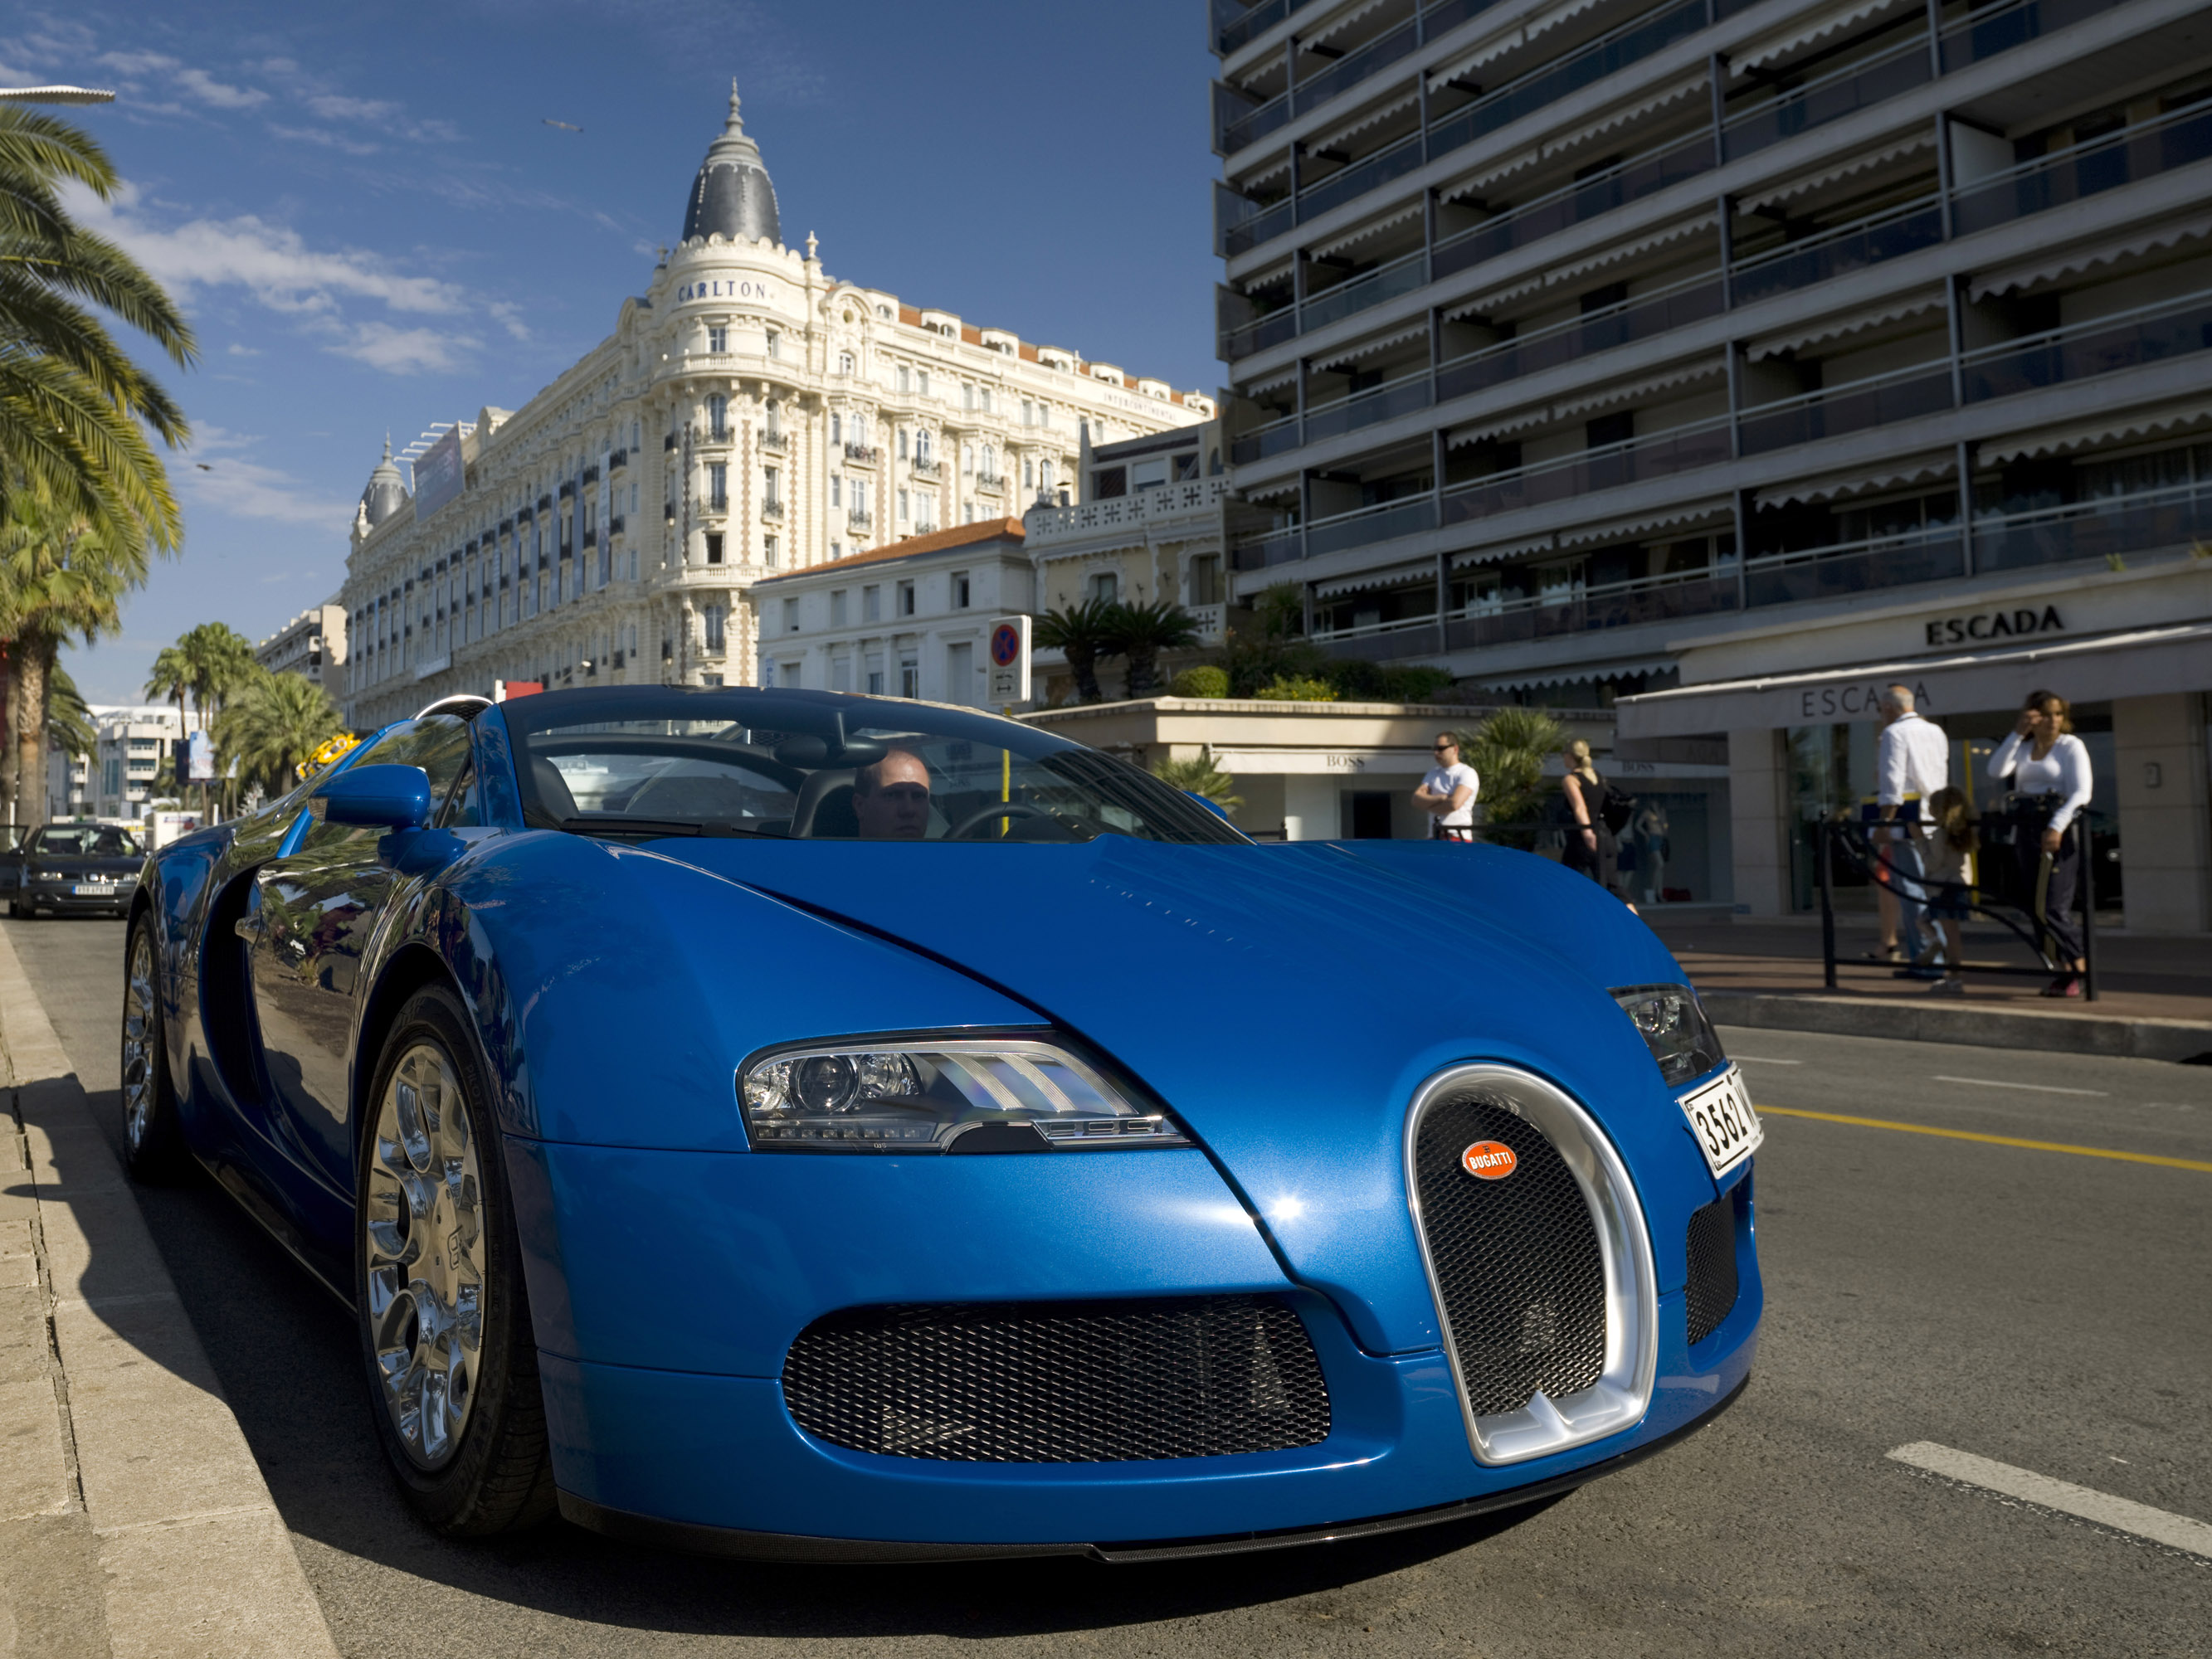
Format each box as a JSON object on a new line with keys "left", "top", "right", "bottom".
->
{"left": 765, "top": 400, "right": 782, "bottom": 438}
{"left": 763, "top": 465, "right": 781, "bottom": 508}
{"left": 1092, "top": 465, "right": 1126, "bottom": 498}
{"left": 701, "top": 673, "right": 724, "bottom": 687}
{"left": 897, "top": 580, "right": 915, "bottom": 616}
{"left": 917, "top": 370, "right": 929, "bottom": 398}
{"left": 704, "top": 531, "right": 724, "bottom": 565}
{"left": 1088, "top": 571, "right": 1118, "bottom": 605}
{"left": 962, "top": 384, "right": 976, "bottom": 411}
{"left": 831, "top": 474, "right": 841, "bottom": 507}
{"left": 784, "top": 596, "right": 801, "bottom": 633}
{"left": 707, "top": 325, "right": 727, "bottom": 353}
{"left": 1187, "top": 553, "right": 1222, "bottom": 605}
{"left": 915, "top": 429, "right": 933, "bottom": 464}
{"left": 866, "top": 664, "right": 885, "bottom": 695}
{"left": 900, "top": 654, "right": 918, "bottom": 698}
{"left": 704, "top": 605, "right": 727, "bottom": 653}
{"left": 766, "top": 329, "right": 781, "bottom": 359}
{"left": 830, "top": 590, "right": 847, "bottom": 626}
{"left": 831, "top": 411, "right": 842, "bottom": 445}
{"left": 863, "top": 584, "right": 881, "bottom": 622}
{"left": 962, "top": 443, "right": 975, "bottom": 474}
{"left": 838, "top": 351, "right": 855, "bottom": 375}
{"left": 898, "top": 427, "right": 909, "bottom": 460}
{"left": 851, "top": 479, "right": 869, "bottom": 519}
{"left": 898, "top": 366, "right": 912, "bottom": 393}
{"left": 952, "top": 570, "right": 970, "bottom": 608}
{"left": 708, "top": 394, "right": 727, "bottom": 439}
{"left": 898, "top": 489, "right": 909, "bottom": 523}
{"left": 1023, "top": 457, "right": 1034, "bottom": 489}
{"left": 708, "top": 462, "right": 728, "bottom": 509}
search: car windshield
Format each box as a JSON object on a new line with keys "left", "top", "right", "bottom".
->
{"left": 35, "top": 827, "right": 139, "bottom": 857}
{"left": 501, "top": 688, "right": 1245, "bottom": 846}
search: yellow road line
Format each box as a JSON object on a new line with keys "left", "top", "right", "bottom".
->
{"left": 1756, "top": 1105, "right": 2212, "bottom": 1173}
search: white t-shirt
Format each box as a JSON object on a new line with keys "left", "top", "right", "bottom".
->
{"left": 1423, "top": 761, "right": 1479, "bottom": 827}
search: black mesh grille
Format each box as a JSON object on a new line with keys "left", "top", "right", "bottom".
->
{"left": 1684, "top": 1194, "right": 1740, "bottom": 1346}
{"left": 1412, "top": 1095, "right": 1609, "bottom": 1417}
{"left": 781, "top": 1297, "right": 1331, "bottom": 1462}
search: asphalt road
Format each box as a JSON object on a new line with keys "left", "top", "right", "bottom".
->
{"left": 11, "top": 912, "right": 2210, "bottom": 1657}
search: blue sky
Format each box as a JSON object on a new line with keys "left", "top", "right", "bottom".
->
{"left": 2, "top": 1, "right": 1225, "bottom": 704}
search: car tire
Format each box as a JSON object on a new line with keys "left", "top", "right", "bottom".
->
{"left": 355, "top": 985, "right": 556, "bottom": 1535}
{"left": 119, "top": 915, "right": 190, "bottom": 1181}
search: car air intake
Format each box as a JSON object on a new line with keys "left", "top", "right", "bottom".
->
{"left": 781, "top": 1296, "right": 1331, "bottom": 1462}
{"left": 1411, "top": 1096, "right": 1610, "bottom": 1418}
{"left": 1684, "top": 1193, "right": 1740, "bottom": 1346}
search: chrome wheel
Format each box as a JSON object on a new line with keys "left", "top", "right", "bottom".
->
{"left": 364, "top": 1042, "right": 485, "bottom": 1471}
{"left": 121, "top": 928, "right": 157, "bottom": 1151}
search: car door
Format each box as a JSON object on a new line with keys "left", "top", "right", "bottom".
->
{"left": 242, "top": 714, "right": 475, "bottom": 1192}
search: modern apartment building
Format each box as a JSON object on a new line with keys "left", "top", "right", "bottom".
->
{"left": 342, "top": 85, "right": 1209, "bottom": 730}
{"left": 1211, "top": 0, "right": 2212, "bottom": 926}
{"left": 256, "top": 601, "right": 348, "bottom": 687}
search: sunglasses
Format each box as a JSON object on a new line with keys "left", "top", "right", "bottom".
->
{"left": 1432, "top": 743, "right": 1456, "bottom": 752}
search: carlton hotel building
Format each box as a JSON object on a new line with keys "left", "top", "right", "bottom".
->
{"left": 340, "top": 88, "right": 1207, "bottom": 730}
{"left": 1212, "top": 0, "right": 2212, "bottom": 927}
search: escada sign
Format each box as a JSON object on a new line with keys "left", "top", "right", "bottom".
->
{"left": 1924, "top": 603, "right": 2063, "bottom": 648}
{"left": 1797, "top": 679, "right": 1935, "bottom": 718}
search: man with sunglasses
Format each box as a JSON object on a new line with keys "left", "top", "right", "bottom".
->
{"left": 1413, "top": 732, "right": 1480, "bottom": 843}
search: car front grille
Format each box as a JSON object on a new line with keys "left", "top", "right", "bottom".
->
{"left": 1411, "top": 1094, "right": 1610, "bottom": 1418}
{"left": 1684, "top": 1193, "right": 1740, "bottom": 1345}
{"left": 781, "top": 1295, "right": 1332, "bottom": 1462}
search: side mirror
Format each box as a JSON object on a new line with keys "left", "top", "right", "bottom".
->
{"left": 319, "top": 765, "right": 433, "bottom": 830}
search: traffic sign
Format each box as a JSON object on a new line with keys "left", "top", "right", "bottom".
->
{"left": 987, "top": 615, "right": 1030, "bottom": 704}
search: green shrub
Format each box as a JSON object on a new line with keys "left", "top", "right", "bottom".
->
{"left": 1254, "top": 674, "right": 1338, "bottom": 703}
{"left": 1152, "top": 754, "right": 1242, "bottom": 815}
{"left": 1380, "top": 664, "right": 1457, "bottom": 703}
{"left": 1168, "top": 664, "right": 1230, "bottom": 698}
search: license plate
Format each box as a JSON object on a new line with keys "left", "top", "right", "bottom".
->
{"left": 71, "top": 883, "right": 115, "bottom": 897}
{"left": 1678, "top": 1064, "right": 1762, "bottom": 1180}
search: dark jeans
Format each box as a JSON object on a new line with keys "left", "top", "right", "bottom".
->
{"left": 2019, "top": 833, "right": 2085, "bottom": 965}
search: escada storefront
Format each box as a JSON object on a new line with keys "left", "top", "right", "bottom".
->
{"left": 1616, "top": 557, "right": 2212, "bottom": 933}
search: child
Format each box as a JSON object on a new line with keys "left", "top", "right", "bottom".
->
{"left": 1914, "top": 786, "right": 1978, "bottom": 995}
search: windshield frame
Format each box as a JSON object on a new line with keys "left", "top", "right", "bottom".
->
{"left": 496, "top": 686, "right": 1250, "bottom": 849}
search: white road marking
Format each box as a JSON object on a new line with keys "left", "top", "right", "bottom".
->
{"left": 1932, "top": 1075, "right": 2109, "bottom": 1097}
{"left": 1888, "top": 1443, "right": 2212, "bottom": 1559}
{"left": 1730, "top": 1056, "right": 1804, "bottom": 1065}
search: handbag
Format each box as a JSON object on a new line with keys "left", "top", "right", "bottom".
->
{"left": 1600, "top": 782, "right": 1635, "bottom": 837}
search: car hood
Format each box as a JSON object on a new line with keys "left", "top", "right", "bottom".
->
{"left": 659, "top": 835, "right": 1705, "bottom": 1353}
{"left": 22, "top": 854, "right": 138, "bottom": 876}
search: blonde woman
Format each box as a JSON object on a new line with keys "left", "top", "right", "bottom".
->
{"left": 1988, "top": 688, "right": 2093, "bottom": 996}
{"left": 1561, "top": 739, "right": 1627, "bottom": 900}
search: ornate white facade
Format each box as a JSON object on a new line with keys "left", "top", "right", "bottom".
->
{"left": 341, "top": 85, "right": 1210, "bottom": 728}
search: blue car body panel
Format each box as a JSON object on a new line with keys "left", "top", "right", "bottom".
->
{"left": 134, "top": 696, "right": 1762, "bottom": 1554}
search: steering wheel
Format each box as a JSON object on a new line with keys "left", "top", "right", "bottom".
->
{"left": 946, "top": 800, "right": 1056, "bottom": 840}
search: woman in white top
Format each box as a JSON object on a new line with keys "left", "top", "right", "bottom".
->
{"left": 1987, "top": 688, "right": 2094, "bottom": 995}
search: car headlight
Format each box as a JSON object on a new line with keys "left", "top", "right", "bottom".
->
{"left": 739, "top": 1034, "right": 1192, "bottom": 1154}
{"left": 32, "top": 868, "right": 64, "bottom": 883}
{"left": 1610, "top": 984, "right": 1726, "bottom": 1087}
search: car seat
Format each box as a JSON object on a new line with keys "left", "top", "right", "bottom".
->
{"left": 790, "top": 770, "right": 859, "bottom": 838}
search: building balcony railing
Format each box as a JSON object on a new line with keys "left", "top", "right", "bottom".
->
{"left": 1028, "top": 479, "right": 1230, "bottom": 546}
{"left": 1954, "top": 97, "right": 2212, "bottom": 237}
{"left": 845, "top": 443, "right": 881, "bottom": 464}
{"left": 762, "top": 498, "right": 785, "bottom": 519}
{"left": 1214, "top": 0, "right": 1506, "bottom": 149}
{"left": 848, "top": 509, "right": 874, "bottom": 530}
{"left": 975, "top": 473, "right": 1006, "bottom": 492}
{"left": 761, "top": 430, "right": 788, "bottom": 452}
{"left": 909, "top": 455, "right": 942, "bottom": 478}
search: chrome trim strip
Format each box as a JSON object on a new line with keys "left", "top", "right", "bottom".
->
{"left": 1402, "top": 1063, "right": 1659, "bottom": 1467}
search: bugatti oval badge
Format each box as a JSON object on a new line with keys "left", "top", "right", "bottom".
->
{"left": 1461, "top": 1141, "right": 1518, "bottom": 1180}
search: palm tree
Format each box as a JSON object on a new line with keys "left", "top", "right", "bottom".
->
{"left": 1459, "top": 708, "right": 1567, "bottom": 851}
{"left": 0, "top": 489, "right": 144, "bottom": 830}
{"left": 145, "top": 621, "right": 259, "bottom": 818}
{"left": 45, "top": 659, "right": 95, "bottom": 761}
{"left": 215, "top": 669, "right": 343, "bottom": 800}
{"left": 1104, "top": 600, "right": 1201, "bottom": 699}
{"left": 1151, "top": 752, "right": 1242, "bottom": 816}
{"left": 0, "top": 107, "right": 195, "bottom": 548}
{"left": 1035, "top": 597, "right": 1121, "bottom": 704}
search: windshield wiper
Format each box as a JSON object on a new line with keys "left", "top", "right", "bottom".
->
{"left": 558, "top": 815, "right": 776, "bottom": 840}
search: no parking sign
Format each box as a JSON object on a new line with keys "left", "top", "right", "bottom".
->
{"left": 987, "top": 615, "right": 1030, "bottom": 705}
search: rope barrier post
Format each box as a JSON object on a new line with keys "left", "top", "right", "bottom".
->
{"left": 1820, "top": 818, "right": 1838, "bottom": 990}
{"left": 2078, "top": 819, "right": 2098, "bottom": 1002}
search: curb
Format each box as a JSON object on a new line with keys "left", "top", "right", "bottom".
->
{"left": 1701, "top": 989, "right": 2212, "bottom": 1063}
{"left": 0, "top": 927, "right": 340, "bottom": 1659}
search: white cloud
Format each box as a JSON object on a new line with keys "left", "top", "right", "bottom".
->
{"left": 324, "top": 322, "right": 480, "bottom": 376}
{"left": 266, "top": 122, "right": 381, "bottom": 157}
{"left": 98, "top": 50, "right": 268, "bottom": 110}
{"left": 71, "top": 181, "right": 464, "bottom": 317}
{"left": 487, "top": 301, "right": 530, "bottom": 343}
{"left": 225, "top": 343, "right": 260, "bottom": 356}
{"left": 183, "top": 427, "right": 351, "bottom": 525}
{"left": 303, "top": 91, "right": 398, "bottom": 122}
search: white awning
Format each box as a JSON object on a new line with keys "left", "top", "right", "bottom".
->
{"left": 1555, "top": 502, "right": 1732, "bottom": 549}
{"left": 1740, "top": 132, "right": 1935, "bottom": 214}
{"left": 1451, "top": 537, "right": 1560, "bottom": 568}
{"left": 1971, "top": 214, "right": 2212, "bottom": 299}
{"left": 1472, "top": 657, "right": 1675, "bottom": 691}
{"left": 1747, "top": 294, "right": 1943, "bottom": 361}
{"left": 1447, "top": 408, "right": 1551, "bottom": 446}
{"left": 1619, "top": 623, "right": 2212, "bottom": 738}
{"left": 1569, "top": 74, "right": 1711, "bottom": 151}
{"left": 1551, "top": 360, "right": 1726, "bottom": 422}
{"left": 1762, "top": 454, "right": 1955, "bottom": 508}
{"left": 1240, "top": 479, "right": 1301, "bottom": 502}
{"left": 1429, "top": 25, "right": 1527, "bottom": 90}
{"left": 1314, "top": 319, "right": 1431, "bottom": 370}
{"left": 1523, "top": 0, "right": 1610, "bottom": 48}
{"left": 1308, "top": 90, "right": 1420, "bottom": 158}
{"left": 1238, "top": 153, "right": 1293, "bottom": 191}
{"left": 1982, "top": 400, "right": 2212, "bottom": 464}
{"left": 1440, "top": 149, "right": 1540, "bottom": 202}
{"left": 1240, "top": 366, "right": 1298, "bottom": 397}
{"left": 1478, "top": 212, "right": 1719, "bottom": 309}
{"left": 1732, "top": 0, "right": 1918, "bottom": 73}
{"left": 1316, "top": 564, "right": 1433, "bottom": 598}
{"left": 1302, "top": 0, "right": 1391, "bottom": 49}
{"left": 1309, "top": 201, "right": 1423, "bottom": 260}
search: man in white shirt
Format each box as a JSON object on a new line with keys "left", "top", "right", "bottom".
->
{"left": 1875, "top": 684, "right": 1949, "bottom": 966}
{"left": 1414, "top": 733, "right": 1479, "bottom": 843}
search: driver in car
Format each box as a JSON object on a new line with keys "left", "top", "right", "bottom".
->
{"left": 853, "top": 749, "right": 933, "bottom": 839}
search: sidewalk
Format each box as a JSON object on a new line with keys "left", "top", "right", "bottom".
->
{"left": 1643, "top": 912, "right": 2212, "bottom": 1061}
{"left": 0, "top": 928, "right": 338, "bottom": 1658}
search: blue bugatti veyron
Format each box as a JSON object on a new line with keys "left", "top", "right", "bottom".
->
{"left": 120, "top": 686, "right": 1761, "bottom": 1559}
